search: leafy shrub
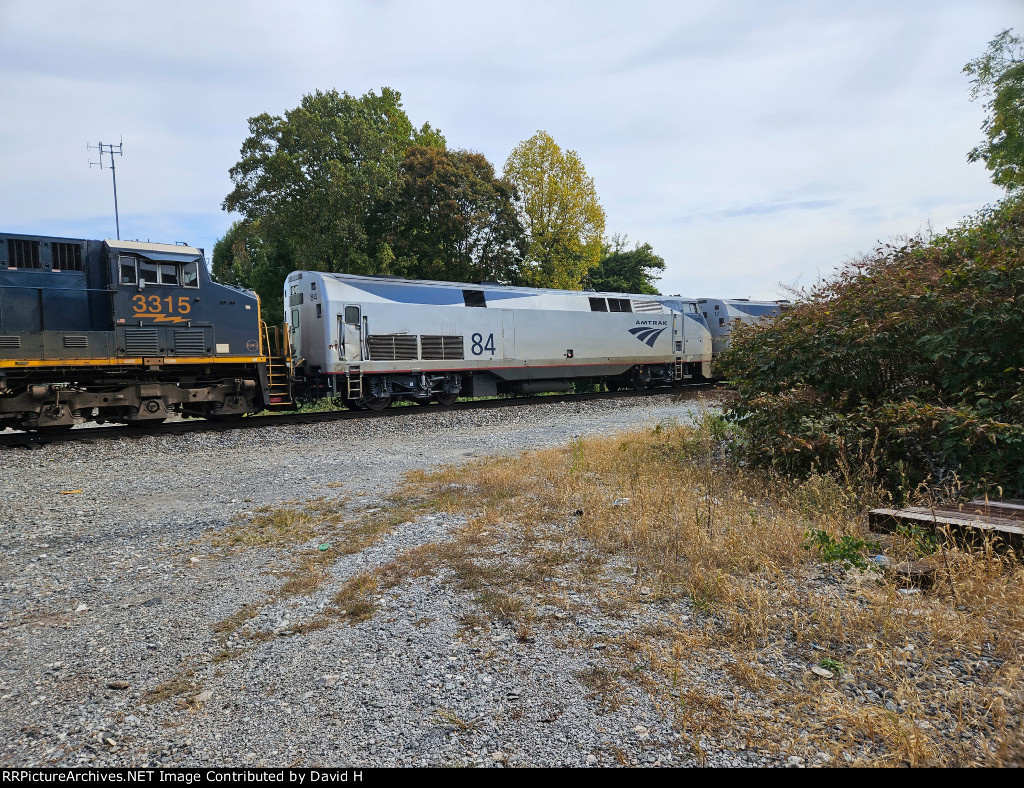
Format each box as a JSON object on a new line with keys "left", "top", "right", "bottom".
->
{"left": 719, "top": 198, "right": 1024, "bottom": 499}
{"left": 803, "top": 528, "right": 880, "bottom": 571}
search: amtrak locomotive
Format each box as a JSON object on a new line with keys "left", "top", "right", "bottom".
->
{"left": 284, "top": 272, "right": 712, "bottom": 410}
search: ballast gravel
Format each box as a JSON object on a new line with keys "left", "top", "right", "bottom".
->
{"left": 0, "top": 392, "right": 729, "bottom": 768}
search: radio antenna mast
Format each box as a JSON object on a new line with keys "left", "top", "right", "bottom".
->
{"left": 89, "top": 137, "right": 124, "bottom": 239}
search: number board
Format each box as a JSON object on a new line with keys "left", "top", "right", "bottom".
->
{"left": 131, "top": 294, "right": 193, "bottom": 324}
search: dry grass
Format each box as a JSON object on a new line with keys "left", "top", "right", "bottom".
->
{"left": 365, "top": 415, "right": 1024, "bottom": 767}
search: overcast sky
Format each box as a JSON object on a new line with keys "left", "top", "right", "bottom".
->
{"left": 0, "top": 0, "right": 1018, "bottom": 298}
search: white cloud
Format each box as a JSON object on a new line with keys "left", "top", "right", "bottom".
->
{"left": 0, "top": 0, "right": 1015, "bottom": 296}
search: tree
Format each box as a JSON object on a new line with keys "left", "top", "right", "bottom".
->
{"left": 585, "top": 234, "right": 665, "bottom": 294}
{"left": 964, "top": 29, "right": 1024, "bottom": 193}
{"left": 211, "top": 220, "right": 293, "bottom": 325}
{"left": 222, "top": 87, "right": 443, "bottom": 310}
{"left": 388, "top": 145, "right": 527, "bottom": 284}
{"left": 503, "top": 131, "right": 606, "bottom": 290}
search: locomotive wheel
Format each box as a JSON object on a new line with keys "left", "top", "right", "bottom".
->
{"left": 359, "top": 395, "right": 393, "bottom": 411}
{"left": 433, "top": 393, "right": 458, "bottom": 406}
{"left": 631, "top": 370, "right": 649, "bottom": 391}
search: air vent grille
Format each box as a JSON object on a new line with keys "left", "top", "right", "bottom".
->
{"left": 52, "top": 243, "right": 83, "bottom": 271}
{"left": 367, "top": 334, "right": 418, "bottom": 361}
{"left": 124, "top": 329, "right": 159, "bottom": 356}
{"left": 7, "top": 239, "right": 41, "bottom": 269}
{"left": 631, "top": 300, "right": 662, "bottom": 313}
{"left": 421, "top": 335, "right": 464, "bottom": 360}
{"left": 63, "top": 335, "right": 88, "bottom": 348}
{"left": 0, "top": 335, "right": 21, "bottom": 348}
{"left": 174, "top": 329, "right": 206, "bottom": 356}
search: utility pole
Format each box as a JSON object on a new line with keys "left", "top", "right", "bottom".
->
{"left": 89, "top": 138, "right": 124, "bottom": 239}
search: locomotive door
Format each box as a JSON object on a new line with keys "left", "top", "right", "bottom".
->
{"left": 339, "top": 304, "right": 363, "bottom": 361}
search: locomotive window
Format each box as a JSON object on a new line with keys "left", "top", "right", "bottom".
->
{"left": 119, "top": 256, "right": 138, "bottom": 284}
{"left": 52, "top": 243, "right": 83, "bottom": 271}
{"left": 139, "top": 260, "right": 159, "bottom": 285}
{"left": 316, "top": 304, "right": 322, "bottom": 319}
{"left": 345, "top": 306, "right": 360, "bottom": 325}
{"left": 160, "top": 264, "right": 179, "bottom": 286}
{"left": 608, "top": 298, "right": 632, "bottom": 313}
{"left": 182, "top": 261, "right": 199, "bottom": 288}
{"left": 589, "top": 297, "right": 608, "bottom": 312}
{"left": 719, "top": 318, "right": 725, "bottom": 327}
{"left": 463, "top": 289, "right": 486, "bottom": 308}
{"left": 291, "top": 308, "right": 300, "bottom": 328}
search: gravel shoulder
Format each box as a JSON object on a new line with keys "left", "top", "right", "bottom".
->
{"left": 0, "top": 391, "right": 716, "bottom": 768}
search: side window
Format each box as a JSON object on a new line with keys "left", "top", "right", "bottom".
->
{"left": 719, "top": 318, "right": 725, "bottom": 327}
{"left": 463, "top": 289, "right": 486, "bottom": 308}
{"left": 160, "top": 264, "right": 179, "bottom": 286}
{"left": 119, "top": 256, "right": 138, "bottom": 284}
{"left": 316, "top": 303, "right": 322, "bottom": 319}
{"left": 182, "top": 261, "right": 199, "bottom": 288}
{"left": 589, "top": 297, "right": 608, "bottom": 312}
{"left": 139, "top": 260, "right": 159, "bottom": 285}
{"left": 345, "top": 306, "right": 360, "bottom": 325}
{"left": 291, "top": 308, "right": 300, "bottom": 329}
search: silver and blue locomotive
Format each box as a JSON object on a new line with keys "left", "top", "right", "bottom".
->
{"left": 285, "top": 272, "right": 713, "bottom": 410}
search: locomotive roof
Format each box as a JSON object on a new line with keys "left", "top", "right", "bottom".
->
{"left": 304, "top": 271, "right": 679, "bottom": 303}
{"left": 106, "top": 239, "right": 202, "bottom": 259}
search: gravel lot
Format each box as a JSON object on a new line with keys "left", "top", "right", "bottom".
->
{"left": 0, "top": 391, "right": 723, "bottom": 768}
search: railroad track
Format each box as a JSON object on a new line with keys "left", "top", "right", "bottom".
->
{"left": 0, "top": 383, "right": 719, "bottom": 448}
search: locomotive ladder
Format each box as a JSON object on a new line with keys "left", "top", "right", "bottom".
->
{"left": 346, "top": 366, "right": 363, "bottom": 400}
{"left": 674, "top": 357, "right": 685, "bottom": 380}
{"left": 262, "top": 322, "right": 294, "bottom": 409}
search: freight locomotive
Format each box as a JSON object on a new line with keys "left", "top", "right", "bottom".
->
{"left": 0, "top": 232, "right": 291, "bottom": 431}
{"left": 0, "top": 230, "right": 783, "bottom": 430}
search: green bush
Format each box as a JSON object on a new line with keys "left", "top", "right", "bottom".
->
{"left": 719, "top": 198, "right": 1024, "bottom": 499}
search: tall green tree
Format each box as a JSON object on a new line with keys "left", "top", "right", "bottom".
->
{"left": 222, "top": 87, "right": 443, "bottom": 312}
{"left": 964, "top": 29, "right": 1024, "bottom": 193}
{"left": 389, "top": 145, "right": 527, "bottom": 284}
{"left": 212, "top": 220, "right": 293, "bottom": 325}
{"left": 585, "top": 234, "right": 664, "bottom": 294}
{"left": 503, "top": 131, "right": 606, "bottom": 290}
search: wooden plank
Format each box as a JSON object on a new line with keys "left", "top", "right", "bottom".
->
{"left": 868, "top": 507, "right": 1024, "bottom": 544}
{"left": 966, "top": 499, "right": 1024, "bottom": 520}
{"left": 899, "top": 506, "right": 1024, "bottom": 530}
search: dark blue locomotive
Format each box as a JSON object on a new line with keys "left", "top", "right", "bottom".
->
{"left": 0, "top": 233, "right": 290, "bottom": 430}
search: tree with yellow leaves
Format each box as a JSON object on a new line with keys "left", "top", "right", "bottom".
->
{"left": 503, "top": 131, "right": 606, "bottom": 290}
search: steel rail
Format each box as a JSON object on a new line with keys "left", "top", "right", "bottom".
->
{"left": 0, "top": 383, "right": 719, "bottom": 449}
